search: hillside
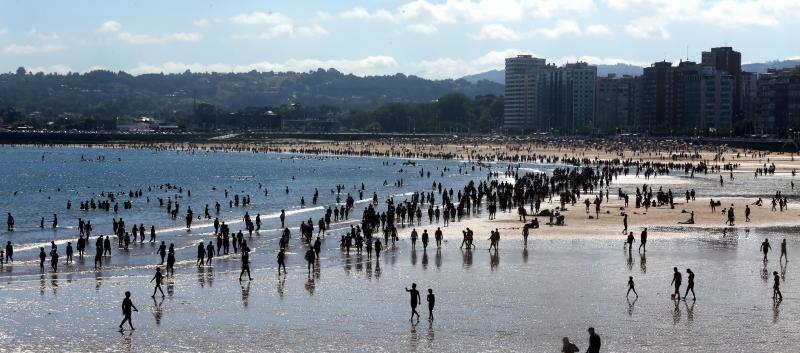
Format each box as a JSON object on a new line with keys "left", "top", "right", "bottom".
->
{"left": 0, "top": 68, "right": 504, "bottom": 118}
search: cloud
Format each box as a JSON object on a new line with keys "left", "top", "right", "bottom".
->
{"left": 232, "top": 24, "right": 328, "bottom": 40}
{"left": 28, "top": 64, "right": 73, "bottom": 74}
{"left": 585, "top": 24, "right": 613, "bottom": 36}
{"left": 229, "top": 12, "right": 292, "bottom": 25}
{"left": 471, "top": 21, "right": 612, "bottom": 41}
{"left": 413, "top": 49, "right": 526, "bottom": 79}
{"left": 27, "top": 29, "right": 60, "bottom": 40}
{"left": 625, "top": 18, "right": 669, "bottom": 39}
{"left": 127, "top": 56, "right": 400, "bottom": 76}
{"left": 97, "top": 20, "right": 122, "bottom": 33}
{"left": 338, "top": 0, "right": 594, "bottom": 23}
{"left": 2, "top": 44, "right": 65, "bottom": 54}
{"left": 316, "top": 11, "right": 333, "bottom": 21}
{"left": 118, "top": 32, "right": 201, "bottom": 44}
{"left": 406, "top": 23, "right": 438, "bottom": 34}
{"left": 533, "top": 20, "right": 583, "bottom": 38}
{"left": 556, "top": 55, "right": 648, "bottom": 67}
{"left": 609, "top": 0, "right": 797, "bottom": 29}
{"left": 471, "top": 24, "right": 520, "bottom": 41}
{"left": 0, "top": 28, "right": 7, "bottom": 36}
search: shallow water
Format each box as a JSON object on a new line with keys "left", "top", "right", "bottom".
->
{"left": 0, "top": 146, "right": 798, "bottom": 352}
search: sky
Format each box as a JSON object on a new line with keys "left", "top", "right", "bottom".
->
{"left": 1, "top": 0, "right": 799, "bottom": 79}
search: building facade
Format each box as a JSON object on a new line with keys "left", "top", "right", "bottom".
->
{"left": 756, "top": 68, "right": 800, "bottom": 134}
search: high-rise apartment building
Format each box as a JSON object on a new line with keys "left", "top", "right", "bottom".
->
{"left": 702, "top": 47, "right": 742, "bottom": 123}
{"left": 503, "top": 55, "right": 551, "bottom": 129}
{"left": 756, "top": 68, "right": 800, "bottom": 133}
{"left": 596, "top": 74, "right": 640, "bottom": 132}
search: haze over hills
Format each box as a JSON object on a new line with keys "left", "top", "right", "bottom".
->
{"left": 461, "top": 60, "right": 800, "bottom": 84}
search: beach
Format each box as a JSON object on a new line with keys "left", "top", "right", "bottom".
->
{"left": 1, "top": 142, "right": 799, "bottom": 352}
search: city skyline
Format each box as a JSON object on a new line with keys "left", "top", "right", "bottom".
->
{"left": 1, "top": 0, "right": 799, "bottom": 79}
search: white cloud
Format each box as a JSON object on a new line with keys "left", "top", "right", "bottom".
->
{"left": 471, "top": 21, "right": 611, "bottom": 41}
{"left": 232, "top": 24, "right": 328, "bottom": 40}
{"left": 118, "top": 32, "right": 201, "bottom": 44}
{"left": 127, "top": 56, "right": 400, "bottom": 76}
{"left": 406, "top": 23, "right": 438, "bottom": 34}
{"left": 97, "top": 20, "right": 122, "bottom": 32}
{"left": 533, "top": 20, "right": 583, "bottom": 38}
{"left": 27, "top": 29, "right": 60, "bottom": 40}
{"left": 471, "top": 24, "right": 520, "bottom": 41}
{"left": 193, "top": 19, "right": 211, "bottom": 27}
{"left": 608, "top": 0, "right": 798, "bottom": 29}
{"left": 2, "top": 44, "right": 65, "bottom": 54}
{"left": 28, "top": 64, "right": 73, "bottom": 74}
{"left": 585, "top": 24, "right": 613, "bottom": 36}
{"left": 0, "top": 28, "right": 7, "bottom": 36}
{"left": 339, "top": 0, "right": 594, "bottom": 23}
{"left": 413, "top": 49, "right": 526, "bottom": 79}
{"left": 229, "top": 12, "right": 292, "bottom": 25}
{"left": 625, "top": 19, "right": 670, "bottom": 39}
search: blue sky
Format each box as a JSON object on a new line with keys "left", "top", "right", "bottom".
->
{"left": 1, "top": 0, "right": 798, "bottom": 79}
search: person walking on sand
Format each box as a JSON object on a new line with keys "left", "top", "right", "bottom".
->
{"left": 277, "top": 249, "right": 287, "bottom": 275}
{"left": 586, "top": 327, "right": 601, "bottom": 353}
{"left": 639, "top": 228, "right": 648, "bottom": 252}
{"left": 627, "top": 276, "right": 638, "bottom": 298}
{"left": 625, "top": 232, "right": 635, "bottom": 252}
{"left": 118, "top": 291, "right": 139, "bottom": 331}
{"left": 305, "top": 247, "right": 316, "bottom": 273}
{"left": 671, "top": 267, "right": 682, "bottom": 300}
{"left": 780, "top": 239, "right": 788, "bottom": 262}
{"left": 406, "top": 283, "right": 422, "bottom": 321}
{"left": 427, "top": 288, "right": 435, "bottom": 320}
{"left": 761, "top": 238, "right": 771, "bottom": 262}
{"left": 622, "top": 214, "right": 628, "bottom": 234}
{"left": 150, "top": 267, "right": 165, "bottom": 297}
{"left": 239, "top": 249, "right": 252, "bottom": 281}
{"left": 684, "top": 269, "right": 696, "bottom": 301}
{"left": 773, "top": 271, "right": 783, "bottom": 301}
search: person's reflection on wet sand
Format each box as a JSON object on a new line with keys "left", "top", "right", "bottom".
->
{"left": 639, "top": 253, "right": 647, "bottom": 274}
{"left": 684, "top": 300, "right": 694, "bottom": 322}
{"left": 761, "top": 262, "right": 769, "bottom": 283}
{"left": 421, "top": 250, "right": 428, "bottom": 270}
{"left": 409, "top": 320, "right": 419, "bottom": 351}
{"left": 522, "top": 248, "right": 528, "bottom": 263}
{"left": 197, "top": 265, "right": 206, "bottom": 288}
{"left": 672, "top": 298, "right": 682, "bottom": 325}
{"left": 773, "top": 298, "right": 781, "bottom": 323}
{"left": 118, "top": 329, "right": 132, "bottom": 350}
{"left": 461, "top": 248, "right": 473, "bottom": 268}
{"left": 426, "top": 319, "right": 435, "bottom": 347}
{"left": 241, "top": 281, "right": 250, "bottom": 308}
{"left": 167, "top": 280, "right": 175, "bottom": 298}
{"left": 95, "top": 270, "right": 103, "bottom": 291}
{"left": 152, "top": 296, "right": 163, "bottom": 325}
{"left": 277, "top": 275, "right": 285, "bottom": 299}
{"left": 490, "top": 249, "right": 499, "bottom": 270}
{"left": 435, "top": 249, "right": 442, "bottom": 269}
{"left": 50, "top": 273, "right": 59, "bottom": 295}
{"left": 626, "top": 251, "right": 634, "bottom": 271}
{"left": 375, "top": 261, "right": 382, "bottom": 279}
{"left": 305, "top": 276, "right": 315, "bottom": 296}
{"left": 206, "top": 266, "right": 214, "bottom": 287}
{"left": 411, "top": 249, "right": 417, "bottom": 267}
{"left": 39, "top": 274, "right": 46, "bottom": 295}
{"left": 627, "top": 296, "right": 637, "bottom": 316}
{"left": 780, "top": 261, "right": 787, "bottom": 281}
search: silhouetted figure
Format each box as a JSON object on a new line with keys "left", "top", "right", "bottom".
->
{"left": 780, "top": 239, "right": 788, "bottom": 262}
{"left": 773, "top": 271, "right": 783, "bottom": 301}
{"left": 427, "top": 288, "right": 435, "bottom": 320}
{"left": 406, "top": 283, "right": 421, "bottom": 321}
{"left": 638, "top": 228, "right": 647, "bottom": 252}
{"left": 671, "top": 267, "right": 682, "bottom": 300}
{"left": 239, "top": 250, "right": 252, "bottom": 281}
{"left": 684, "top": 269, "right": 696, "bottom": 301}
{"left": 305, "top": 248, "right": 316, "bottom": 273}
{"left": 561, "top": 337, "right": 579, "bottom": 353}
{"left": 761, "top": 238, "right": 771, "bottom": 262}
{"left": 627, "top": 276, "right": 638, "bottom": 298}
{"left": 277, "top": 249, "right": 287, "bottom": 275}
{"left": 586, "top": 327, "right": 601, "bottom": 353}
{"left": 118, "top": 291, "right": 139, "bottom": 331}
{"left": 150, "top": 267, "right": 165, "bottom": 297}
